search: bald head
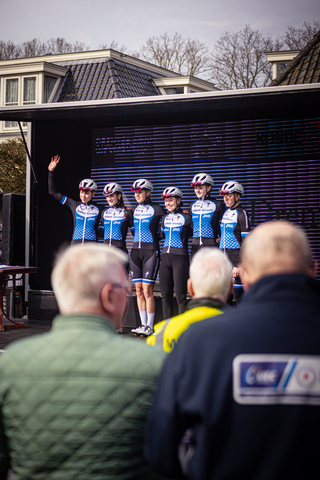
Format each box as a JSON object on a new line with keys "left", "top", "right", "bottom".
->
{"left": 239, "top": 221, "right": 316, "bottom": 289}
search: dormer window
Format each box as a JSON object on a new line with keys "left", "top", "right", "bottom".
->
{"left": 164, "top": 87, "right": 184, "bottom": 95}
{"left": 4, "top": 76, "right": 36, "bottom": 128}
{"left": 44, "top": 75, "right": 58, "bottom": 103}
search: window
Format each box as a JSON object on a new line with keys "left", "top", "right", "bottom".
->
{"left": 164, "top": 87, "right": 184, "bottom": 95}
{"left": 23, "top": 77, "right": 36, "bottom": 104}
{"left": 4, "top": 76, "right": 36, "bottom": 129}
{"left": 44, "top": 75, "right": 57, "bottom": 103}
{"left": 5, "top": 78, "right": 19, "bottom": 128}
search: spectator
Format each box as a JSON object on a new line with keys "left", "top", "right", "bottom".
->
{"left": 0, "top": 243, "right": 164, "bottom": 480}
{"left": 147, "top": 247, "right": 232, "bottom": 352}
{"left": 145, "top": 221, "right": 320, "bottom": 480}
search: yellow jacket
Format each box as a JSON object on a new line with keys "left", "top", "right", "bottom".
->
{"left": 147, "top": 298, "right": 225, "bottom": 352}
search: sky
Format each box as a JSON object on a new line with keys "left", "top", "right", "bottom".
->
{"left": 1, "top": 0, "right": 320, "bottom": 54}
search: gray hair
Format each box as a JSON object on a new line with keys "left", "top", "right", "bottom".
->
{"left": 190, "top": 248, "right": 233, "bottom": 301}
{"left": 51, "top": 243, "right": 128, "bottom": 314}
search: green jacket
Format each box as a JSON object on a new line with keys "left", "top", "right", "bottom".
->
{"left": 0, "top": 314, "right": 165, "bottom": 480}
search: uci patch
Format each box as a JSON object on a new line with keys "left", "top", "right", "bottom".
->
{"left": 233, "top": 354, "right": 320, "bottom": 405}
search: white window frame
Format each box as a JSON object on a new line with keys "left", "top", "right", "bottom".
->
{"left": 2, "top": 75, "right": 37, "bottom": 131}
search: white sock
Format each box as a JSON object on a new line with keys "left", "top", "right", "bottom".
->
{"left": 139, "top": 310, "right": 147, "bottom": 326}
{"left": 147, "top": 312, "right": 155, "bottom": 329}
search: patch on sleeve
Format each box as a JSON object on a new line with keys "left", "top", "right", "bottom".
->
{"left": 233, "top": 354, "right": 320, "bottom": 405}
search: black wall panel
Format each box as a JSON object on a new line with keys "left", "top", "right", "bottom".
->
{"left": 2, "top": 193, "right": 26, "bottom": 266}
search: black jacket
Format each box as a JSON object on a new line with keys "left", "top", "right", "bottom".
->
{"left": 145, "top": 274, "right": 320, "bottom": 480}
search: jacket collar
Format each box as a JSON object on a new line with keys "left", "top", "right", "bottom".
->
{"left": 187, "top": 297, "right": 226, "bottom": 311}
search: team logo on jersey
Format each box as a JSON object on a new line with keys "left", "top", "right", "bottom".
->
{"left": 192, "top": 200, "right": 216, "bottom": 214}
{"left": 104, "top": 208, "right": 125, "bottom": 220}
{"left": 164, "top": 214, "right": 185, "bottom": 228}
{"left": 134, "top": 205, "right": 155, "bottom": 219}
{"left": 76, "top": 204, "right": 99, "bottom": 218}
{"left": 222, "top": 209, "right": 238, "bottom": 223}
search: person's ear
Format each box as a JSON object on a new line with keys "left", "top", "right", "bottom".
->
{"left": 100, "top": 283, "right": 116, "bottom": 316}
{"left": 187, "top": 278, "right": 195, "bottom": 297}
{"left": 309, "top": 261, "right": 318, "bottom": 279}
{"left": 238, "top": 264, "right": 251, "bottom": 291}
{"left": 227, "top": 279, "right": 233, "bottom": 297}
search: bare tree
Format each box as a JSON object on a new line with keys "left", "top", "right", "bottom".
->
{"left": 0, "top": 40, "right": 21, "bottom": 60}
{"left": 0, "top": 38, "right": 90, "bottom": 60}
{"left": 210, "top": 25, "right": 275, "bottom": 89}
{"left": 20, "top": 38, "right": 47, "bottom": 58}
{"left": 210, "top": 21, "right": 320, "bottom": 90}
{"left": 46, "top": 37, "right": 89, "bottom": 54}
{"left": 138, "top": 32, "right": 210, "bottom": 77}
{"left": 281, "top": 21, "right": 320, "bottom": 50}
{"left": 99, "top": 40, "right": 128, "bottom": 52}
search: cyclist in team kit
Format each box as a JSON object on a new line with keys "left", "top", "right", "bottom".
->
{"left": 190, "top": 173, "right": 225, "bottom": 258}
{"left": 159, "top": 187, "right": 193, "bottom": 319}
{"left": 48, "top": 155, "right": 100, "bottom": 244}
{"left": 129, "top": 179, "right": 165, "bottom": 337}
{"left": 101, "top": 182, "right": 133, "bottom": 253}
{"left": 219, "top": 181, "right": 250, "bottom": 303}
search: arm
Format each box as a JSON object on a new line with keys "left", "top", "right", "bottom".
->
{"left": 48, "top": 155, "right": 64, "bottom": 203}
{"left": 233, "top": 207, "right": 250, "bottom": 272}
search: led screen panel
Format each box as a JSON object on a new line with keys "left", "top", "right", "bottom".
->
{"left": 91, "top": 118, "right": 320, "bottom": 278}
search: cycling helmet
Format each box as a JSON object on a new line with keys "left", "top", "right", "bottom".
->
{"left": 79, "top": 179, "right": 97, "bottom": 192}
{"left": 219, "top": 181, "right": 244, "bottom": 196}
{"left": 103, "top": 182, "right": 123, "bottom": 196}
{"left": 161, "top": 187, "right": 183, "bottom": 199}
{"left": 191, "top": 173, "right": 213, "bottom": 187}
{"left": 131, "top": 179, "right": 153, "bottom": 192}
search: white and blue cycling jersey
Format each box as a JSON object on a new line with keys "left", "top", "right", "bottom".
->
{"left": 49, "top": 171, "right": 100, "bottom": 244}
{"left": 219, "top": 205, "right": 250, "bottom": 259}
{"left": 102, "top": 207, "right": 133, "bottom": 251}
{"left": 160, "top": 210, "right": 193, "bottom": 255}
{"left": 132, "top": 200, "right": 165, "bottom": 250}
{"left": 191, "top": 197, "right": 224, "bottom": 246}
{"left": 72, "top": 203, "right": 100, "bottom": 242}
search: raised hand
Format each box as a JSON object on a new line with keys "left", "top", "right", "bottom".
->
{"left": 48, "top": 155, "right": 60, "bottom": 171}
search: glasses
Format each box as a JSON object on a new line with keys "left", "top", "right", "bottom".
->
{"left": 79, "top": 187, "right": 92, "bottom": 192}
{"left": 111, "top": 281, "right": 132, "bottom": 292}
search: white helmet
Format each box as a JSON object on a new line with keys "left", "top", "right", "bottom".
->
{"left": 131, "top": 179, "right": 153, "bottom": 192}
{"left": 79, "top": 178, "right": 97, "bottom": 192}
{"left": 103, "top": 182, "right": 123, "bottom": 196}
{"left": 219, "top": 181, "right": 244, "bottom": 196}
{"left": 161, "top": 187, "right": 183, "bottom": 199}
{"left": 191, "top": 173, "right": 213, "bottom": 187}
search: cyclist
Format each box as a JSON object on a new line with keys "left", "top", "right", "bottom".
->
{"left": 48, "top": 155, "right": 100, "bottom": 244}
{"left": 159, "top": 187, "right": 193, "bottom": 319}
{"left": 101, "top": 182, "right": 133, "bottom": 253}
{"left": 219, "top": 180, "right": 250, "bottom": 303}
{"left": 190, "top": 173, "right": 225, "bottom": 258}
{"left": 129, "top": 179, "right": 165, "bottom": 337}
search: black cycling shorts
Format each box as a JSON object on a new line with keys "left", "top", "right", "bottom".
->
{"left": 129, "top": 249, "right": 160, "bottom": 285}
